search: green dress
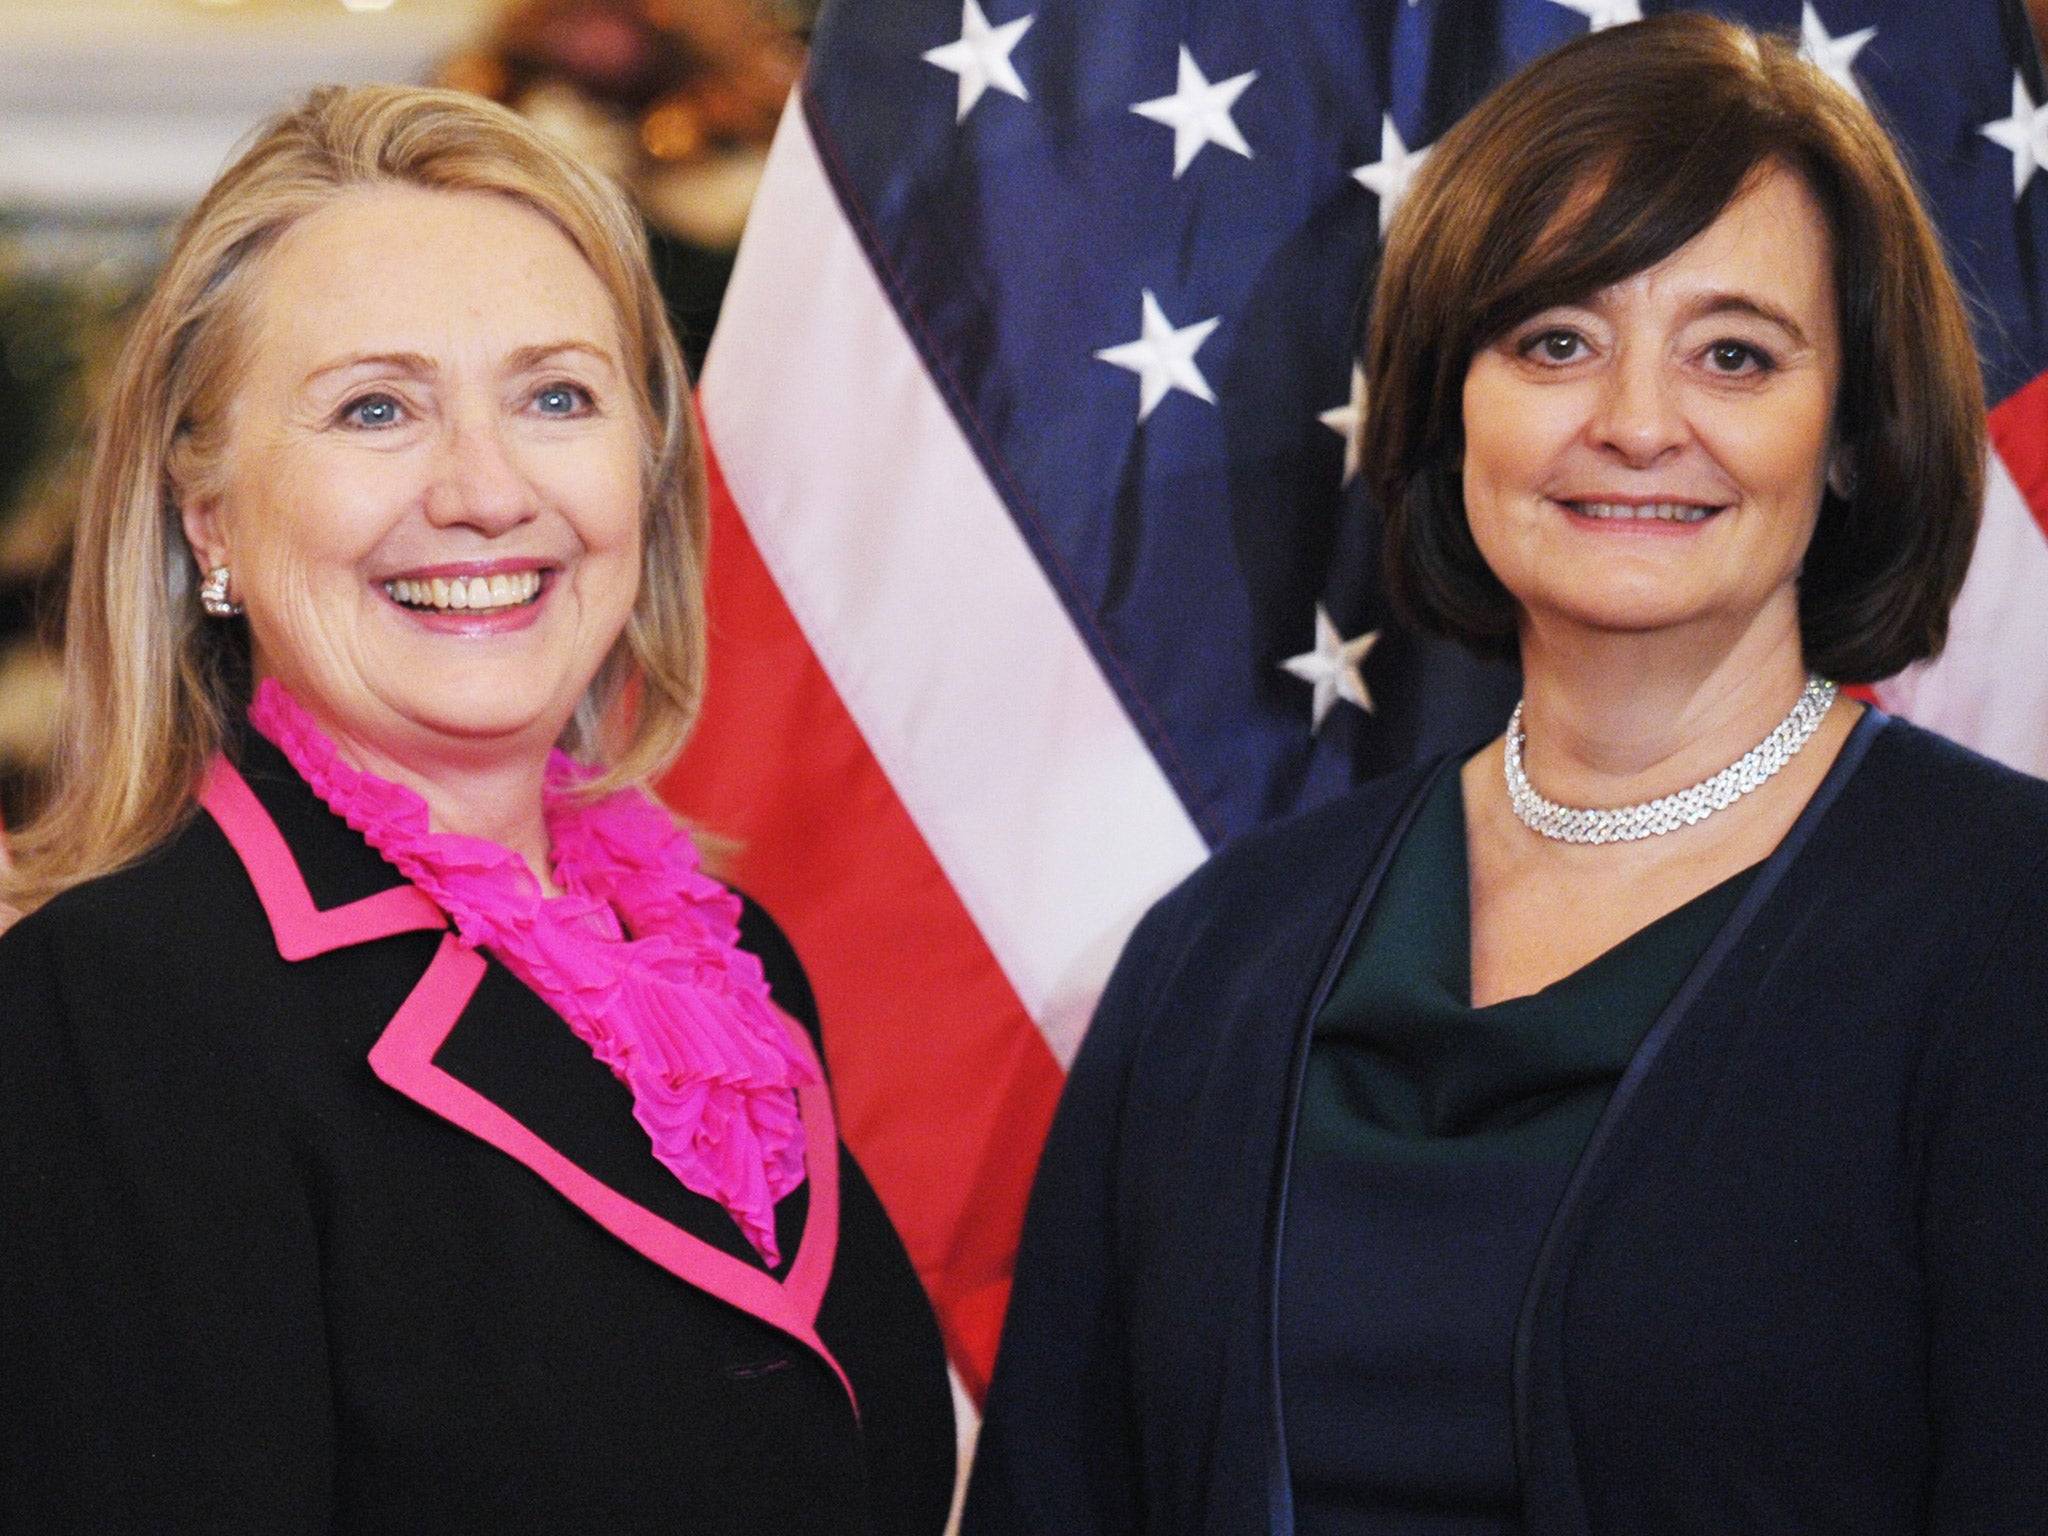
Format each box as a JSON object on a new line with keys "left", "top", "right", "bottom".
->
{"left": 1280, "top": 768, "right": 1757, "bottom": 1533}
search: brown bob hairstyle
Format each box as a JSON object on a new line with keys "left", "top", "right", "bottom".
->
{"left": 1362, "top": 12, "right": 1984, "bottom": 683}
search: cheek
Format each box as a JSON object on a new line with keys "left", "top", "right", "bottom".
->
{"left": 580, "top": 476, "right": 646, "bottom": 621}
{"left": 1458, "top": 408, "right": 1537, "bottom": 563}
{"left": 1764, "top": 403, "right": 1832, "bottom": 496}
{"left": 1459, "top": 371, "right": 1505, "bottom": 531}
{"left": 1786, "top": 417, "right": 1837, "bottom": 516}
{"left": 238, "top": 452, "right": 393, "bottom": 580}
{"left": 1702, "top": 388, "right": 1834, "bottom": 527}
{"left": 572, "top": 430, "right": 646, "bottom": 551}
{"left": 599, "top": 526, "right": 643, "bottom": 624}
{"left": 1458, "top": 362, "right": 1568, "bottom": 517}
{"left": 596, "top": 483, "right": 644, "bottom": 564}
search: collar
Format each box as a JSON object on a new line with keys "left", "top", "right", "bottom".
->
{"left": 198, "top": 751, "right": 854, "bottom": 1410}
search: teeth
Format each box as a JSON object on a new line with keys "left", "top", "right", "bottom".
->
{"left": 384, "top": 570, "right": 543, "bottom": 612}
{"left": 1571, "top": 501, "right": 1716, "bottom": 524}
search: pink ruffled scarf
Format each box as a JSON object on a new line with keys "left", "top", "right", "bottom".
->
{"left": 250, "top": 679, "right": 816, "bottom": 1265}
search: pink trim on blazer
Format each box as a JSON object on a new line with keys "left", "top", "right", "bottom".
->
{"left": 200, "top": 756, "right": 445, "bottom": 955}
{"left": 199, "top": 755, "right": 855, "bottom": 1409}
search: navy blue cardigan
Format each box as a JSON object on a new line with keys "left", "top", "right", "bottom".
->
{"left": 964, "top": 712, "right": 2048, "bottom": 1535}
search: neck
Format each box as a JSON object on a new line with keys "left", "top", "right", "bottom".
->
{"left": 270, "top": 691, "right": 565, "bottom": 898}
{"left": 1513, "top": 601, "right": 1815, "bottom": 808}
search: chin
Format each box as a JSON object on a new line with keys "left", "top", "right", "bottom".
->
{"left": 390, "top": 695, "right": 571, "bottom": 752}
{"left": 1534, "top": 572, "right": 1722, "bottom": 626}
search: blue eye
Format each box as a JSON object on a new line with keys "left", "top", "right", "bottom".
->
{"left": 535, "top": 384, "right": 590, "bottom": 416}
{"left": 343, "top": 393, "right": 402, "bottom": 428}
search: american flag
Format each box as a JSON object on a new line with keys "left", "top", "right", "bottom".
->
{"left": 659, "top": 0, "right": 2048, "bottom": 1403}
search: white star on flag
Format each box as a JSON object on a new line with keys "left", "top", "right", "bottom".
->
{"left": 1548, "top": 0, "right": 1643, "bottom": 30}
{"left": 1799, "top": 4, "right": 1875, "bottom": 104}
{"left": 922, "top": 0, "right": 1034, "bottom": 123}
{"left": 1981, "top": 72, "right": 2048, "bottom": 202}
{"left": 1130, "top": 46, "right": 1258, "bottom": 178}
{"left": 1094, "top": 290, "right": 1222, "bottom": 421}
{"left": 1281, "top": 606, "right": 1379, "bottom": 731}
{"left": 1352, "top": 115, "right": 1430, "bottom": 237}
{"left": 1318, "top": 365, "right": 1368, "bottom": 485}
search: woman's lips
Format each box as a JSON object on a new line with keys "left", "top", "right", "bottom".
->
{"left": 383, "top": 569, "right": 543, "bottom": 613}
{"left": 377, "top": 565, "right": 554, "bottom": 632}
{"left": 1561, "top": 499, "right": 1725, "bottom": 525}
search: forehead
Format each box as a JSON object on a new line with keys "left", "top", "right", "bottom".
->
{"left": 243, "top": 185, "right": 625, "bottom": 370}
{"left": 1551, "top": 167, "right": 1838, "bottom": 342}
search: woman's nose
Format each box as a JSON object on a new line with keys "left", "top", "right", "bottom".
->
{"left": 1588, "top": 351, "right": 1687, "bottom": 467}
{"left": 424, "top": 409, "right": 535, "bottom": 532}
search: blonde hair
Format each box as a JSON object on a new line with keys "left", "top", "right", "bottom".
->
{"left": 4, "top": 85, "right": 706, "bottom": 912}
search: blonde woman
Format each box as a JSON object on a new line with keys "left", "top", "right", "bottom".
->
{"left": 0, "top": 87, "right": 953, "bottom": 1533}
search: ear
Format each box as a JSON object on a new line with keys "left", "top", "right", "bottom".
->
{"left": 178, "top": 487, "right": 230, "bottom": 575}
{"left": 1826, "top": 445, "right": 1856, "bottom": 502}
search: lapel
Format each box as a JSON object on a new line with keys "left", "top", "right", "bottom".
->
{"left": 1508, "top": 708, "right": 1888, "bottom": 1536}
{"left": 198, "top": 754, "right": 853, "bottom": 1409}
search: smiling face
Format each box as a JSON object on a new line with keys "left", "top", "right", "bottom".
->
{"left": 181, "top": 184, "right": 644, "bottom": 780}
{"left": 1459, "top": 166, "right": 1841, "bottom": 657}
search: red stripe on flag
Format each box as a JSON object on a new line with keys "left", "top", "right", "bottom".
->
{"left": 1988, "top": 370, "right": 2048, "bottom": 544}
{"left": 659, "top": 444, "right": 1066, "bottom": 1401}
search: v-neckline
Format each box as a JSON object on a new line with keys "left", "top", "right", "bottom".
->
{"left": 199, "top": 754, "right": 858, "bottom": 1414}
{"left": 1437, "top": 770, "right": 1763, "bottom": 1013}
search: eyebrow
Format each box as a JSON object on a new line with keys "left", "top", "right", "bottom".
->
{"left": 1684, "top": 294, "right": 1811, "bottom": 348}
{"left": 301, "top": 340, "right": 622, "bottom": 389}
{"left": 505, "top": 340, "right": 623, "bottom": 376}
{"left": 303, "top": 350, "right": 435, "bottom": 388}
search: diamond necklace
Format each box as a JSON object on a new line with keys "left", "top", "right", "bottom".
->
{"left": 1503, "top": 676, "right": 1838, "bottom": 845}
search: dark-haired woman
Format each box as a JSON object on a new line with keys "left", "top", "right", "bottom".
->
{"left": 964, "top": 15, "right": 2048, "bottom": 1536}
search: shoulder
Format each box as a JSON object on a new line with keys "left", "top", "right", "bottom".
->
{"left": 1852, "top": 713, "right": 2048, "bottom": 840}
{"left": 1118, "top": 756, "right": 1443, "bottom": 980}
{"left": 0, "top": 766, "right": 417, "bottom": 1077}
{"left": 0, "top": 814, "right": 292, "bottom": 1126}
{"left": 1071, "top": 757, "right": 1445, "bottom": 1090}
{"left": 1723, "top": 713, "right": 2048, "bottom": 1038}
{"left": 1815, "top": 714, "right": 2048, "bottom": 917}
{"left": 0, "top": 812, "right": 303, "bottom": 1180}
{"left": 1857, "top": 712, "right": 2048, "bottom": 947}
{"left": 0, "top": 809, "right": 256, "bottom": 995}
{"left": 1801, "top": 716, "right": 2048, "bottom": 1114}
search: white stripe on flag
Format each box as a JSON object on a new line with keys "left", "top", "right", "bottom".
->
{"left": 701, "top": 99, "right": 1209, "bottom": 1067}
{"left": 1875, "top": 448, "right": 2048, "bottom": 780}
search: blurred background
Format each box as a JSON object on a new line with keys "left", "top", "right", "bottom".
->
{"left": 12, "top": 0, "right": 2048, "bottom": 839}
{"left": 0, "top": 0, "right": 816, "bottom": 829}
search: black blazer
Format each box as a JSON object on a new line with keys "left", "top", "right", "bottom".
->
{"left": 964, "top": 711, "right": 2048, "bottom": 1535}
{"left": 0, "top": 735, "right": 955, "bottom": 1535}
